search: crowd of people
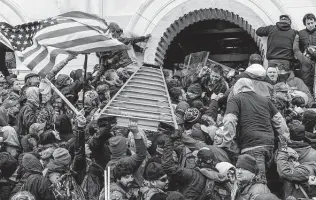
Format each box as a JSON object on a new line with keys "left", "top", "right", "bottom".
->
{"left": 0, "top": 12, "right": 316, "bottom": 200}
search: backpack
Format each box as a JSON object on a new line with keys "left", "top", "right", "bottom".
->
{"left": 50, "top": 171, "right": 85, "bottom": 200}
{"left": 81, "top": 161, "right": 104, "bottom": 200}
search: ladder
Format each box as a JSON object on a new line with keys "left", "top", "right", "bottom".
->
{"left": 97, "top": 63, "right": 178, "bottom": 131}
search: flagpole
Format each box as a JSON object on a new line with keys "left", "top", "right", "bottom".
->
{"left": 82, "top": 54, "right": 88, "bottom": 107}
{"left": 44, "top": 78, "right": 81, "bottom": 116}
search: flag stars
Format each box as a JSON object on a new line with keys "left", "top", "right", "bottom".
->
{"left": 18, "top": 34, "right": 23, "bottom": 39}
{"left": 31, "top": 26, "right": 35, "bottom": 30}
{"left": 10, "top": 34, "right": 16, "bottom": 39}
{"left": 16, "top": 41, "right": 21, "bottom": 45}
{"left": 0, "top": 24, "right": 5, "bottom": 29}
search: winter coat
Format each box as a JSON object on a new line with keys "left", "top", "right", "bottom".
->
{"left": 288, "top": 141, "right": 316, "bottom": 163}
{"left": 109, "top": 182, "right": 129, "bottom": 200}
{"left": 293, "top": 34, "right": 315, "bottom": 93}
{"left": 284, "top": 71, "right": 313, "bottom": 105}
{"left": 235, "top": 180, "right": 270, "bottom": 200}
{"left": 88, "top": 127, "right": 112, "bottom": 169}
{"left": 228, "top": 73, "right": 273, "bottom": 100}
{"left": 17, "top": 101, "right": 38, "bottom": 136}
{"left": 106, "top": 139, "right": 147, "bottom": 186}
{"left": 181, "top": 133, "right": 231, "bottom": 163}
{"left": 0, "top": 178, "right": 16, "bottom": 200}
{"left": 305, "top": 131, "right": 316, "bottom": 149}
{"left": 11, "top": 154, "right": 54, "bottom": 200}
{"left": 20, "top": 174, "right": 55, "bottom": 200}
{"left": 276, "top": 150, "right": 316, "bottom": 199}
{"left": 81, "top": 159, "right": 104, "bottom": 200}
{"left": 256, "top": 22, "right": 296, "bottom": 60}
{"left": 0, "top": 107, "right": 9, "bottom": 127}
{"left": 299, "top": 28, "right": 316, "bottom": 52}
{"left": 140, "top": 186, "right": 167, "bottom": 200}
{"left": 162, "top": 138, "right": 207, "bottom": 200}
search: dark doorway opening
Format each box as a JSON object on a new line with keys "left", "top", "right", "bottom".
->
{"left": 163, "top": 19, "right": 260, "bottom": 70}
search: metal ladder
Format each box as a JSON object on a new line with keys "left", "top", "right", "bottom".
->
{"left": 97, "top": 63, "right": 178, "bottom": 131}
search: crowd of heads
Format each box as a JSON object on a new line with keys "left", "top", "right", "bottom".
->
{"left": 0, "top": 12, "right": 315, "bottom": 200}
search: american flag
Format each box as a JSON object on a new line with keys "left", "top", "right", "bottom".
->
{"left": 0, "top": 11, "right": 126, "bottom": 77}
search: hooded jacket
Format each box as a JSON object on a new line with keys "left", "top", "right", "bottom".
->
{"left": 235, "top": 179, "right": 270, "bottom": 200}
{"left": 288, "top": 141, "right": 316, "bottom": 163}
{"left": 11, "top": 153, "right": 54, "bottom": 200}
{"left": 17, "top": 87, "right": 40, "bottom": 136}
{"left": 284, "top": 71, "right": 313, "bottom": 105}
{"left": 293, "top": 34, "right": 315, "bottom": 93}
{"left": 299, "top": 28, "right": 316, "bottom": 52}
{"left": 229, "top": 71, "right": 273, "bottom": 100}
{"left": 256, "top": 22, "right": 297, "bottom": 60}
{"left": 276, "top": 150, "right": 316, "bottom": 199}
{"left": 162, "top": 137, "right": 207, "bottom": 200}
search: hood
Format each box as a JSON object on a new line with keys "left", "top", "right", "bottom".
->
{"left": 55, "top": 74, "right": 71, "bottom": 89}
{"left": 2, "top": 126, "right": 20, "bottom": 148}
{"left": 25, "top": 87, "right": 40, "bottom": 106}
{"left": 22, "top": 153, "right": 43, "bottom": 173}
{"left": 233, "top": 78, "right": 255, "bottom": 95}
{"left": 276, "top": 22, "right": 291, "bottom": 31}
{"left": 286, "top": 71, "right": 295, "bottom": 82}
{"left": 238, "top": 72, "right": 266, "bottom": 81}
{"left": 245, "top": 64, "right": 266, "bottom": 78}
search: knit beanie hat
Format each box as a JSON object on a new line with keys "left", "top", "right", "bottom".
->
{"left": 22, "top": 153, "right": 43, "bottom": 173}
{"left": 236, "top": 154, "right": 258, "bottom": 174}
{"left": 175, "top": 101, "right": 190, "bottom": 116}
{"left": 52, "top": 148, "right": 71, "bottom": 166}
{"left": 187, "top": 83, "right": 202, "bottom": 96}
{"left": 192, "top": 100, "right": 204, "bottom": 110}
{"left": 145, "top": 162, "right": 165, "bottom": 181}
{"left": 288, "top": 122, "right": 306, "bottom": 141}
{"left": 166, "top": 192, "right": 185, "bottom": 200}
{"left": 246, "top": 64, "right": 266, "bottom": 78}
{"left": 302, "top": 110, "right": 316, "bottom": 132}
{"left": 191, "top": 123, "right": 205, "bottom": 141}
{"left": 29, "top": 123, "right": 46, "bottom": 135}
{"left": 109, "top": 136, "right": 128, "bottom": 158}
{"left": 184, "top": 108, "right": 201, "bottom": 123}
{"left": 254, "top": 193, "right": 280, "bottom": 200}
{"left": 0, "top": 152, "right": 17, "bottom": 178}
{"left": 197, "top": 148, "right": 216, "bottom": 163}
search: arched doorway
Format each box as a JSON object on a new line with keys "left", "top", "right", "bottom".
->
{"left": 156, "top": 8, "right": 263, "bottom": 69}
{"left": 125, "top": 0, "right": 292, "bottom": 67}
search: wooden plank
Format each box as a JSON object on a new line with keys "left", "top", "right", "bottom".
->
{"left": 209, "top": 54, "right": 250, "bottom": 62}
{"left": 190, "top": 28, "right": 244, "bottom": 35}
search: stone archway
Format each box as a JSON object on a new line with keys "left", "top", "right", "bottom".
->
{"left": 0, "top": 0, "right": 28, "bottom": 23}
{"left": 154, "top": 8, "right": 263, "bottom": 66}
{"left": 125, "top": 0, "right": 290, "bottom": 67}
